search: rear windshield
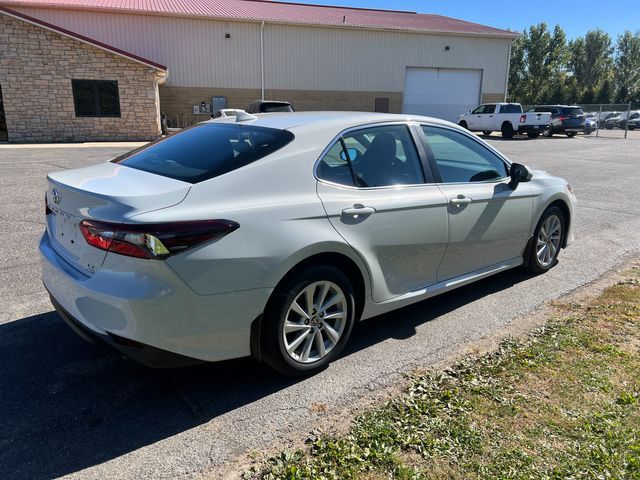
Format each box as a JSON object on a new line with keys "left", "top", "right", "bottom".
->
{"left": 500, "top": 104, "right": 522, "bottom": 113}
{"left": 261, "top": 103, "right": 294, "bottom": 113}
{"left": 562, "top": 107, "right": 584, "bottom": 115}
{"left": 113, "top": 123, "right": 294, "bottom": 183}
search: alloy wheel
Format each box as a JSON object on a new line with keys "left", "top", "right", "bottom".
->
{"left": 536, "top": 214, "right": 562, "bottom": 267}
{"left": 282, "top": 281, "right": 347, "bottom": 364}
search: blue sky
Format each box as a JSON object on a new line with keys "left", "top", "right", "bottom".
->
{"left": 295, "top": 0, "right": 639, "bottom": 39}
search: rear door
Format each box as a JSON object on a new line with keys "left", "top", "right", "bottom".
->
{"left": 315, "top": 123, "right": 449, "bottom": 302}
{"left": 418, "top": 124, "right": 533, "bottom": 281}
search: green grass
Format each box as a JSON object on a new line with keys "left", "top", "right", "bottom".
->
{"left": 245, "top": 268, "right": 640, "bottom": 480}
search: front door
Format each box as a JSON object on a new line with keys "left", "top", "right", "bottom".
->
{"left": 467, "top": 104, "right": 485, "bottom": 130}
{"left": 315, "top": 123, "right": 449, "bottom": 302}
{"left": 419, "top": 124, "right": 533, "bottom": 281}
{"left": 478, "top": 104, "right": 496, "bottom": 131}
{"left": 0, "top": 86, "right": 7, "bottom": 142}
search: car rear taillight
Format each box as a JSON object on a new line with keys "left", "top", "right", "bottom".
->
{"left": 558, "top": 115, "right": 567, "bottom": 121}
{"left": 79, "top": 219, "right": 239, "bottom": 259}
{"left": 520, "top": 114, "right": 526, "bottom": 123}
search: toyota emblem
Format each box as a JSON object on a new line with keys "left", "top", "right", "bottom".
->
{"left": 52, "top": 188, "right": 60, "bottom": 204}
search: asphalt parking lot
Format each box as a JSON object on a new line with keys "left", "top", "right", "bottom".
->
{"left": 1, "top": 133, "right": 639, "bottom": 479}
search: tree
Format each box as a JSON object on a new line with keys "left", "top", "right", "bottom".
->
{"left": 507, "top": 23, "right": 569, "bottom": 105}
{"left": 614, "top": 31, "right": 640, "bottom": 104}
{"left": 568, "top": 30, "right": 614, "bottom": 103}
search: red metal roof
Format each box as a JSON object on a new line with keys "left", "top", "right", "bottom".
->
{"left": 0, "top": 0, "right": 517, "bottom": 37}
{"left": 0, "top": 5, "right": 168, "bottom": 69}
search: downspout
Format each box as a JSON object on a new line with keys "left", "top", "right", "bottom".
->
{"left": 260, "top": 20, "right": 265, "bottom": 101}
{"left": 504, "top": 40, "right": 512, "bottom": 102}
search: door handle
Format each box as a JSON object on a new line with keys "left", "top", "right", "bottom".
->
{"left": 450, "top": 196, "right": 472, "bottom": 206}
{"left": 341, "top": 204, "right": 375, "bottom": 217}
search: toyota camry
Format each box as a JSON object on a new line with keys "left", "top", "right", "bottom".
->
{"left": 41, "top": 112, "right": 576, "bottom": 375}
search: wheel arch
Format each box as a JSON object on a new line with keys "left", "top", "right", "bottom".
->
{"left": 534, "top": 198, "right": 572, "bottom": 248}
{"left": 251, "top": 250, "right": 369, "bottom": 361}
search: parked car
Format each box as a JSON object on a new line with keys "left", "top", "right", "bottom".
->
{"left": 212, "top": 108, "right": 239, "bottom": 118}
{"left": 604, "top": 111, "right": 640, "bottom": 130}
{"left": 41, "top": 112, "right": 576, "bottom": 376}
{"left": 584, "top": 116, "right": 597, "bottom": 135}
{"left": 458, "top": 103, "right": 551, "bottom": 139}
{"left": 246, "top": 100, "right": 294, "bottom": 113}
{"left": 528, "top": 105, "right": 585, "bottom": 137}
{"left": 591, "top": 111, "right": 621, "bottom": 128}
{"left": 628, "top": 116, "right": 640, "bottom": 131}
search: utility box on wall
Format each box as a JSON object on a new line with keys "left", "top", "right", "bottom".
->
{"left": 212, "top": 96, "right": 227, "bottom": 114}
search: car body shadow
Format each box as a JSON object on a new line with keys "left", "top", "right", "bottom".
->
{"left": 0, "top": 268, "right": 533, "bottom": 479}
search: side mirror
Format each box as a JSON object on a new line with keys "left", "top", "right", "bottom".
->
{"left": 509, "top": 162, "right": 532, "bottom": 189}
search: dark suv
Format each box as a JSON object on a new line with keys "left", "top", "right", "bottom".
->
{"left": 246, "top": 100, "right": 294, "bottom": 114}
{"left": 528, "top": 105, "right": 586, "bottom": 137}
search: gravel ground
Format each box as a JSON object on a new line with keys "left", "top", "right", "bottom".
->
{"left": 0, "top": 132, "right": 639, "bottom": 479}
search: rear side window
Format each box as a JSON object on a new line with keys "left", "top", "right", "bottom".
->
{"left": 113, "top": 124, "right": 294, "bottom": 183}
{"left": 484, "top": 104, "right": 496, "bottom": 114}
{"left": 317, "top": 125, "right": 425, "bottom": 187}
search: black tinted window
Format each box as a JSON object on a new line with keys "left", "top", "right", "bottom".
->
{"left": 562, "top": 108, "right": 584, "bottom": 115}
{"left": 500, "top": 104, "right": 522, "bottom": 114}
{"left": 422, "top": 126, "right": 508, "bottom": 183}
{"left": 72, "top": 80, "right": 120, "bottom": 117}
{"left": 484, "top": 104, "right": 496, "bottom": 114}
{"left": 113, "top": 124, "right": 294, "bottom": 183}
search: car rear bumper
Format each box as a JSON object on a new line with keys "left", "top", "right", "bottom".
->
{"left": 40, "top": 232, "right": 272, "bottom": 365}
{"left": 517, "top": 124, "right": 550, "bottom": 133}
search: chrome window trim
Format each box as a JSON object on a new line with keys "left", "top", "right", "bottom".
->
{"left": 314, "top": 121, "right": 435, "bottom": 191}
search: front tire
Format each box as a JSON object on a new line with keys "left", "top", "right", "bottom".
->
{"left": 501, "top": 122, "right": 515, "bottom": 139}
{"left": 459, "top": 121, "right": 469, "bottom": 130}
{"left": 524, "top": 206, "right": 565, "bottom": 274}
{"left": 527, "top": 131, "right": 540, "bottom": 139}
{"left": 566, "top": 132, "right": 577, "bottom": 138}
{"left": 262, "top": 265, "right": 356, "bottom": 376}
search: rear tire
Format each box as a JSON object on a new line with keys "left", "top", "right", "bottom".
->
{"left": 482, "top": 130, "right": 492, "bottom": 136}
{"left": 629, "top": 126, "right": 635, "bottom": 131}
{"left": 523, "top": 206, "right": 565, "bottom": 274}
{"left": 459, "top": 121, "right": 469, "bottom": 130}
{"left": 501, "top": 122, "right": 515, "bottom": 139}
{"left": 566, "top": 132, "right": 577, "bottom": 138}
{"left": 261, "top": 265, "right": 356, "bottom": 377}
{"left": 527, "top": 131, "right": 540, "bottom": 139}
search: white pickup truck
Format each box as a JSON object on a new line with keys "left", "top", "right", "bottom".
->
{"left": 458, "top": 103, "right": 551, "bottom": 139}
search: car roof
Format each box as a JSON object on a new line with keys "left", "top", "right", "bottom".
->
{"left": 203, "top": 111, "right": 457, "bottom": 132}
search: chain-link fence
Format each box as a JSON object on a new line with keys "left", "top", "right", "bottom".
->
{"left": 577, "top": 104, "right": 639, "bottom": 139}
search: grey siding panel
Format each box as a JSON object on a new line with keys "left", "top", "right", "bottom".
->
{"left": 11, "top": 7, "right": 511, "bottom": 94}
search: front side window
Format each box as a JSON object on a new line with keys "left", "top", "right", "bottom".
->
{"left": 471, "top": 105, "right": 486, "bottom": 114}
{"left": 422, "top": 126, "right": 508, "bottom": 183}
{"left": 113, "top": 123, "right": 294, "bottom": 183}
{"left": 72, "top": 80, "right": 120, "bottom": 117}
{"left": 317, "top": 125, "right": 425, "bottom": 187}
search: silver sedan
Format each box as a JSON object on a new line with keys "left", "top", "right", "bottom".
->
{"left": 40, "top": 112, "right": 576, "bottom": 375}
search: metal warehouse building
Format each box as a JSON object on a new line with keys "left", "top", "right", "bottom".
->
{"left": 0, "top": 0, "right": 516, "bottom": 142}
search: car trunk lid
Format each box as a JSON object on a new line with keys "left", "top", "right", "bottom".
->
{"left": 46, "top": 162, "right": 191, "bottom": 276}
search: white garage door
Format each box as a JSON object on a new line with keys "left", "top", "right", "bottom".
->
{"left": 402, "top": 68, "right": 482, "bottom": 123}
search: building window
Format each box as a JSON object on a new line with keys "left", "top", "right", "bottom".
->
{"left": 72, "top": 80, "right": 121, "bottom": 117}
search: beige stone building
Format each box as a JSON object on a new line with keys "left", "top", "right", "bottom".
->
{"left": 0, "top": 7, "right": 167, "bottom": 142}
{"left": 0, "top": 0, "right": 517, "bottom": 142}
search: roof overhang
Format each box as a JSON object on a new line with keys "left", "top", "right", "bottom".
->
{"left": 0, "top": 5, "right": 169, "bottom": 71}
